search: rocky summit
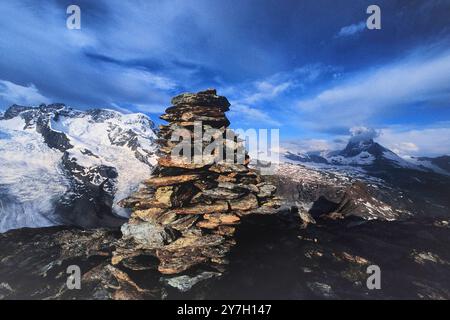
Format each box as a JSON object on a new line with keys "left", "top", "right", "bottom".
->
{"left": 112, "top": 89, "right": 278, "bottom": 278}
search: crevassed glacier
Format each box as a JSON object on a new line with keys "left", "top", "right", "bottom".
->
{"left": 0, "top": 117, "right": 69, "bottom": 232}
{"left": 0, "top": 106, "right": 158, "bottom": 232}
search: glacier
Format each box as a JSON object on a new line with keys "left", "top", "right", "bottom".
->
{"left": 0, "top": 105, "right": 158, "bottom": 232}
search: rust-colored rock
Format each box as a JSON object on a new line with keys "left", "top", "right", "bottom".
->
{"left": 170, "top": 201, "right": 229, "bottom": 215}
{"left": 158, "top": 156, "right": 212, "bottom": 169}
{"left": 145, "top": 174, "right": 201, "bottom": 187}
{"left": 204, "top": 213, "right": 240, "bottom": 225}
{"left": 229, "top": 194, "right": 259, "bottom": 211}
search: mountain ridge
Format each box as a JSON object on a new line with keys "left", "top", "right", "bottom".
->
{"left": 0, "top": 103, "right": 159, "bottom": 232}
{"left": 284, "top": 136, "right": 449, "bottom": 176}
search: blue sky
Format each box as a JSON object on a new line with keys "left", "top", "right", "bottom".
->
{"left": 0, "top": 0, "right": 449, "bottom": 156}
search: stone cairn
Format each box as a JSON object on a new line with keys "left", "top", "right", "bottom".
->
{"left": 113, "top": 89, "right": 278, "bottom": 277}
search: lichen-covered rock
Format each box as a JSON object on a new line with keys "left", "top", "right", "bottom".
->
{"left": 257, "top": 182, "right": 277, "bottom": 199}
{"left": 161, "top": 271, "right": 222, "bottom": 292}
{"left": 121, "top": 222, "right": 177, "bottom": 248}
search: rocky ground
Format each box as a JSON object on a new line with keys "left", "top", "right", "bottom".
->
{"left": 1, "top": 209, "right": 449, "bottom": 300}
{"left": 1, "top": 161, "right": 449, "bottom": 300}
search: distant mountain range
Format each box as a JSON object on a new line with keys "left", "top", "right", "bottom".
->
{"left": 284, "top": 136, "right": 450, "bottom": 176}
{"left": 1, "top": 103, "right": 449, "bottom": 232}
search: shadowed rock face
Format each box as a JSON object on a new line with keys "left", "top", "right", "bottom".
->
{"left": 112, "top": 89, "right": 278, "bottom": 280}
{"left": 208, "top": 213, "right": 450, "bottom": 300}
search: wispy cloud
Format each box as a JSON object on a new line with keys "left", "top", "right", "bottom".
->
{"left": 237, "top": 64, "right": 333, "bottom": 103}
{"left": 281, "top": 139, "right": 344, "bottom": 154}
{"left": 296, "top": 48, "right": 450, "bottom": 129}
{"left": 242, "top": 81, "right": 292, "bottom": 104}
{"left": 134, "top": 103, "right": 168, "bottom": 114}
{"left": 336, "top": 21, "right": 366, "bottom": 38}
{"left": 229, "top": 103, "right": 280, "bottom": 126}
{"left": 378, "top": 125, "right": 450, "bottom": 157}
{"left": 224, "top": 64, "right": 334, "bottom": 126}
{"left": 0, "top": 80, "right": 49, "bottom": 106}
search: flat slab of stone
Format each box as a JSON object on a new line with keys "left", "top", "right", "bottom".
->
{"left": 169, "top": 202, "right": 229, "bottom": 215}
{"left": 171, "top": 91, "right": 230, "bottom": 109}
{"left": 158, "top": 157, "right": 212, "bottom": 169}
{"left": 145, "top": 174, "right": 201, "bottom": 187}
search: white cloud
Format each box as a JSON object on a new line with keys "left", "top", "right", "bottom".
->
{"left": 223, "top": 73, "right": 293, "bottom": 126}
{"left": 134, "top": 103, "right": 167, "bottom": 114}
{"left": 281, "top": 139, "right": 341, "bottom": 154}
{"left": 296, "top": 49, "right": 450, "bottom": 128}
{"left": 242, "top": 81, "right": 292, "bottom": 104}
{"left": 0, "top": 80, "right": 49, "bottom": 106}
{"left": 223, "top": 64, "right": 335, "bottom": 127}
{"left": 336, "top": 21, "right": 366, "bottom": 37}
{"left": 109, "top": 103, "right": 133, "bottom": 114}
{"left": 0, "top": 1, "right": 180, "bottom": 112}
{"left": 377, "top": 126, "right": 450, "bottom": 157}
{"left": 349, "top": 126, "right": 380, "bottom": 143}
{"left": 121, "top": 69, "right": 177, "bottom": 91}
{"left": 229, "top": 103, "right": 280, "bottom": 126}
{"left": 283, "top": 124, "right": 450, "bottom": 158}
{"left": 236, "top": 64, "right": 333, "bottom": 105}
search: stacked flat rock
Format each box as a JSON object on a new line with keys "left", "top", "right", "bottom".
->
{"left": 113, "top": 89, "right": 277, "bottom": 276}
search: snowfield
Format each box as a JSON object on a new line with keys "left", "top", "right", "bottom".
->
{"left": 0, "top": 117, "right": 69, "bottom": 231}
{"left": 49, "top": 111, "right": 158, "bottom": 216}
{"left": 0, "top": 105, "right": 158, "bottom": 232}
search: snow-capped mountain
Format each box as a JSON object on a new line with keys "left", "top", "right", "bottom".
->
{"left": 285, "top": 135, "right": 436, "bottom": 172}
{"left": 0, "top": 104, "right": 158, "bottom": 232}
{"left": 281, "top": 133, "right": 450, "bottom": 220}
{"left": 328, "top": 137, "right": 418, "bottom": 168}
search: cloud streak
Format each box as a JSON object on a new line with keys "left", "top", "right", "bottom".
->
{"left": 378, "top": 126, "right": 450, "bottom": 157}
{"left": 296, "top": 48, "right": 450, "bottom": 129}
{"left": 229, "top": 103, "right": 280, "bottom": 127}
{"left": 224, "top": 64, "right": 334, "bottom": 127}
{"left": 336, "top": 21, "right": 366, "bottom": 37}
{"left": 0, "top": 80, "right": 49, "bottom": 106}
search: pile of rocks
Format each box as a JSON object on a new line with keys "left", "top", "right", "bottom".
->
{"left": 113, "top": 89, "right": 278, "bottom": 277}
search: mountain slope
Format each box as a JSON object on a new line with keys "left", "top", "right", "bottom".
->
{"left": 409, "top": 155, "right": 450, "bottom": 176}
{"left": 282, "top": 136, "right": 450, "bottom": 219}
{"left": 285, "top": 136, "right": 427, "bottom": 171}
{"left": 0, "top": 104, "right": 158, "bottom": 232}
